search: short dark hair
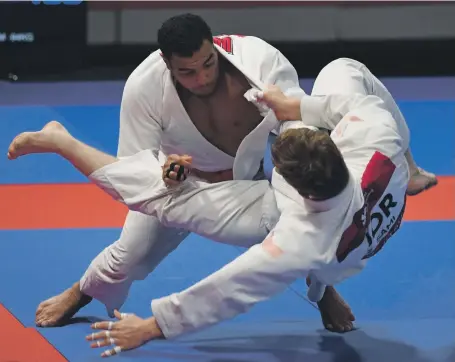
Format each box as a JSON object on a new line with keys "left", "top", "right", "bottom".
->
{"left": 271, "top": 128, "right": 350, "bottom": 200}
{"left": 157, "top": 13, "right": 213, "bottom": 59}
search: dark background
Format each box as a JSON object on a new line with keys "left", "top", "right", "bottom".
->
{"left": 1, "top": 2, "right": 454, "bottom": 81}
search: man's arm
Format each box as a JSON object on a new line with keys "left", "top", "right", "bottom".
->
{"left": 260, "top": 87, "right": 388, "bottom": 132}
{"left": 298, "top": 93, "right": 387, "bottom": 130}
{"left": 117, "top": 75, "right": 164, "bottom": 158}
{"left": 150, "top": 214, "right": 329, "bottom": 339}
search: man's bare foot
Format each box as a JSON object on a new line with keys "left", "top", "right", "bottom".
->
{"left": 7, "top": 120, "right": 70, "bottom": 160}
{"left": 317, "top": 286, "right": 355, "bottom": 333}
{"left": 406, "top": 167, "right": 438, "bottom": 196}
{"left": 35, "top": 282, "right": 92, "bottom": 327}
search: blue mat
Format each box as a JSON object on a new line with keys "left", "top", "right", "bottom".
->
{"left": 0, "top": 78, "right": 454, "bottom": 361}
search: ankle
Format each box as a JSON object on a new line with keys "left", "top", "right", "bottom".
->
{"left": 404, "top": 149, "right": 418, "bottom": 171}
{"left": 70, "top": 282, "right": 92, "bottom": 303}
{"left": 56, "top": 135, "right": 78, "bottom": 157}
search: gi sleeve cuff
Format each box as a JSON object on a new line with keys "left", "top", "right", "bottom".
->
{"left": 299, "top": 95, "right": 327, "bottom": 128}
{"left": 151, "top": 294, "right": 186, "bottom": 340}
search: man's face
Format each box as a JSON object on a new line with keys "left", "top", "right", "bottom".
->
{"left": 167, "top": 39, "right": 220, "bottom": 97}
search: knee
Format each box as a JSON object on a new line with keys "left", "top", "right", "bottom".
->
{"left": 100, "top": 243, "right": 138, "bottom": 280}
{"left": 102, "top": 228, "right": 188, "bottom": 279}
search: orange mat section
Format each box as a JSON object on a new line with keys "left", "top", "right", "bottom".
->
{"left": 0, "top": 304, "right": 67, "bottom": 362}
{"left": 0, "top": 176, "right": 453, "bottom": 230}
{"left": 0, "top": 183, "right": 128, "bottom": 230}
{"left": 403, "top": 176, "right": 454, "bottom": 221}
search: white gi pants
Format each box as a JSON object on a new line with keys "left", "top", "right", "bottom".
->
{"left": 306, "top": 58, "right": 411, "bottom": 301}
{"left": 311, "top": 57, "right": 410, "bottom": 147}
{"left": 81, "top": 156, "right": 277, "bottom": 315}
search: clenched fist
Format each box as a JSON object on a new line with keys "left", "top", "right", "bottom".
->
{"left": 257, "top": 85, "right": 301, "bottom": 121}
{"left": 162, "top": 154, "right": 192, "bottom": 187}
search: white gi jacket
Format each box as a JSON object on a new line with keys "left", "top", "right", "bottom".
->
{"left": 150, "top": 92, "right": 411, "bottom": 339}
{"left": 117, "top": 35, "right": 305, "bottom": 180}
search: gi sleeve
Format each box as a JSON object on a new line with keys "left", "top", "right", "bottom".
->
{"left": 116, "top": 76, "right": 164, "bottom": 158}
{"left": 151, "top": 214, "right": 326, "bottom": 339}
{"left": 299, "top": 93, "right": 387, "bottom": 131}
{"left": 260, "top": 48, "right": 307, "bottom": 134}
{"left": 264, "top": 49, "right": 306, "bottom": 99}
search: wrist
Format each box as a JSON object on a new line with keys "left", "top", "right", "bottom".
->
{"left": 284, "top": 98, "right": 302, "bottom": 121}
{"left": 142, "top": 316, "right": 165, "bottom": 341}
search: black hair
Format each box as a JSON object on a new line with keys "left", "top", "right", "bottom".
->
{"left": 157, "top": 13, "right": 213, "bottom": 59}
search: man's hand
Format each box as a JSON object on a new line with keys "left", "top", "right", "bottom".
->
{"left": 257, "top": 85, "right": 301, "bottom": 121}
{"left": 162, "top": 154, "right": 192, "bottom": 187}
{"left": 86, "top": 310, "right": 164, "bottom": 358}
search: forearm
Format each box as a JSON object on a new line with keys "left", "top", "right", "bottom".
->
{"left": 276, "top": 93, "right": 383, "bottom": 132}
{"left": 299, "top": 93, "right": 380, "bottom": 130}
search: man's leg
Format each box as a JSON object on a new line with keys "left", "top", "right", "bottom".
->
{"left": 7, "top": 121, "right": 118, "bottom": 175}
{"left": 8, "top": 121, "right": 190, "bottom": 325}
{"left": 311, "top": 58, "right": 437, "bottom": 196}
{"left": 9, "top": 121, "right": 273, "bottom": 324}
{"left": 34, "top": 211, "right": 188, "bottom": 326}
{"left": 86, "top": 150, "right": 273, "bottom": 245}
{"left": 359, "top": 60, "right": 437, "bottom": 195}
{"left": 304, "top": 59, "right": 371, "bottom": 333}
{"left": 307, "top": 57, "right": 436, "bottom": 333}
{"left": 8, "top": 121, "right": 272, "bottom": 240}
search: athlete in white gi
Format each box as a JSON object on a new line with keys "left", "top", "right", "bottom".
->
{"left": 31, "top": 14, "right": 307, "bottom": 327}
{"left": 8, "top": 58, "right": 437, "bottom": 357}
